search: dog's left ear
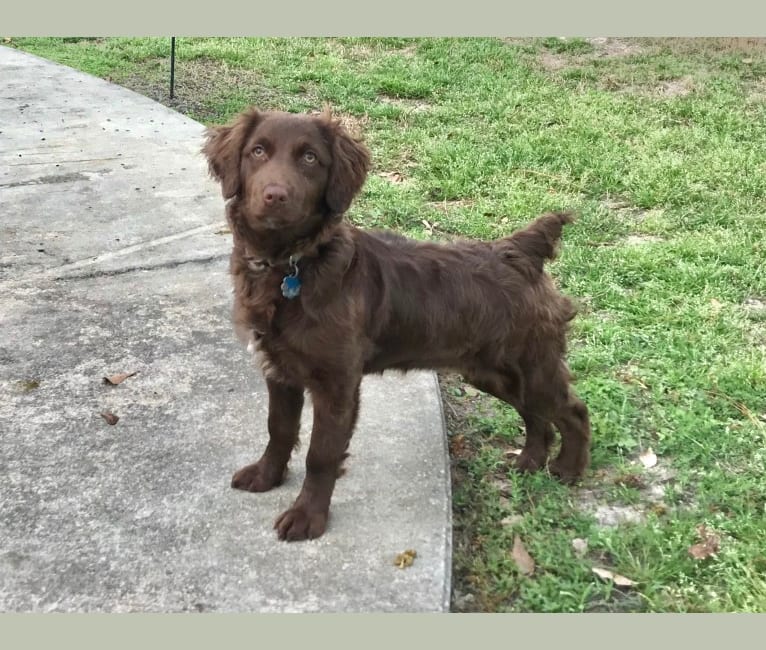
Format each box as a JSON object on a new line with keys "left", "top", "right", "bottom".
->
{"left": 322, "top": 115, "right": 371, "bottom": 215}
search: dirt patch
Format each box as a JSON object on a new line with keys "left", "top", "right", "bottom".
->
{"left": 743, "top": 298, "right": 766, "bottom": 349}
{"left": 119, "top": 57, "right": 296, "bottom": 122}
{"left": 623, "top": 234, "right": 664, "bottom": 246}
{"left": 602, "top": 198, "right": 662, "bottom": 226}
{"left": 329, "top": 41, "right": 378, "bottom": 62}
{"left": 586, "top": 38, "right": 645, "bottom": 58}
{"left": 576, "top": 462, "right": 677, "bottom": 528}
{"left": 539, "top": 51, "right": 568, "bottom": 71}
{"left": 654, "top": 77, "right": 696, "bottom": 98}
{"left": 306, "top": 108, "right": 369, "bottom": 137}
{"left": 538, "top": 38, "right": 644, "bottom": 72}
{"left": 746, "top": 78, "right": 766, "bottom": 103}
{"left": 427, "top": 198, "right": 477, "bottom": 211}
{"left": 377, "top": 95, "right": 432, "bottom": 113}
{"left": 530, "top": 37, "right": 766, "bottom": 97}
{"left": 642, "top": 37, "right": 766, "bottom": 56}
{"left": 582, "top": 497, "right": 644, "bottom": 527}
{"left": 604, "top": 76, "right": 697, "bottom": 98}
{"left": 743, "top": 297, "right": 766, "bottom": 314}
{"left": 329, "top": 40, "right": 418, "bottom": 62}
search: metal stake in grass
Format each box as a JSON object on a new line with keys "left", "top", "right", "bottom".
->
{"left": 170, "top": 37, "right": 176, "bottom": 100}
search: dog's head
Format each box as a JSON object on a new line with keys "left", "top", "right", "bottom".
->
{"left": 203, "top": 108, "right": 370, "bottom": 233}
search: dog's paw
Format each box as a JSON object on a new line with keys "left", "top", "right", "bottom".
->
{"left": 548, "top": 456, "right": 587, "bottom": 485}
{"left": 231, "top": 460, "right": 284, "bottom": 492}
{"left": 513, "top": 451, "right": 546, "bottom": 474}
{"left": 274, "top": 506, "right": 328, "bottom": 541}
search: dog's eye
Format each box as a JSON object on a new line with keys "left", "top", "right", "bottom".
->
{"left": 303, "top": 150, "right": 317, "bottom": 164}
{"left": 252, "top": 144, "right": 265, "bottom": 157}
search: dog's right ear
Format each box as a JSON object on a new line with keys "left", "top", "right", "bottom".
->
{"left": 202, "top": 109, "right": 261, "bottom": 199}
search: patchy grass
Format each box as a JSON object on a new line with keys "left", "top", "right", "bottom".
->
{"left": 11, "top": 37, "right": 766, "bottom": 612}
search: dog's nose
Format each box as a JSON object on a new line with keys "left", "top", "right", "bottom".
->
{"left": 263, "top": 184, "right": 288, "bottom": 205}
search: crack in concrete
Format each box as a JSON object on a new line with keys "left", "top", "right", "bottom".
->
{"left": 0, "top": 172, "right": 89, "bottom": 188}
{"left": 5, "top": 157, "right": 125, "bottom": 167}
{"left": 0, "top": 223, "right": 227, "bottom": 290}
{"left": 52, "top": 254, "right": 228, "bottom": 281}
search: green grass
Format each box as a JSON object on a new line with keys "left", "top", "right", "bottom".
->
{"left": 11, "top": 36, "right": 766, "bottom": 612}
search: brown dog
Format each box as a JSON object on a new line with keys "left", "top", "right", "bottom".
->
{"left": 203, "top": 108, "right": 590, "bottom": 541}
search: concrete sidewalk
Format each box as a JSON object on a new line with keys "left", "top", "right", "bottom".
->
{"left": 0, "top": 46, "right": 451, "bottom": 612}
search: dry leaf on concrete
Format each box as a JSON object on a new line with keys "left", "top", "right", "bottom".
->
{"left": 512, "top": 535, "right": 535, "bottom": 576}
{"left": 393, "top": 549, "right": 417, "bottom": 569}
{"left": 99, "top": 411, "right": 119, "bottom": 425}
{"left": 103, "top": 371, "right": 138, "bottom": 386}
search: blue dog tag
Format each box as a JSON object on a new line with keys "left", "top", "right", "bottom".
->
{"left": 281, "top": 256, "right": 302, "bottom": 299}
{"left": 281, "top": 274, "right": 301, "bottom": 299}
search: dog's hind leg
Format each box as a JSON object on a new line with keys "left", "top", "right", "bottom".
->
{"left": 520, "top": 359, "right": 590, "bottom": 483}
{"left": 462, "top": 368, "right": 554, "bottom": 474}
{"left": 549, "top": 389, "right": 591, "bottom": 483}
{"left": 465, "top": 358, "right": 590, "bottom": 481}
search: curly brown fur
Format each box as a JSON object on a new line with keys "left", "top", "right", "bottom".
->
{"left": 203, "top": 108, "right": 590, "bottom": 541}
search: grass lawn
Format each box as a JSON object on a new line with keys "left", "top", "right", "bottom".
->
{"left": 10, "top": 36, "right": 766, "bottom": 612}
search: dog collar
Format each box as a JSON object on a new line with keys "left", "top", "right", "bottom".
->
{"left": 280, "top": 255, "right": 302, "bottom": 299}
{"left": 244, "top": 252, "right": 303, "bottom": 300}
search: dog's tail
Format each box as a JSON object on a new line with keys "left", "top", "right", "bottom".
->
{"left": 498, "top": 211, "right": 574, "bottom": 279}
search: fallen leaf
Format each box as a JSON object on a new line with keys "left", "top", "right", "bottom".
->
{"left": 504, "top": 448, "right": 523, "bottom": 457}
{"left": 103, "top": 371, "right": 138, "bottom": 386}
{"left": 612, "top": 574, "right": 636, "bottom": 588}
{"left": 592, "top": 567, "right": 636, "bottom": 587}
{"left": 448, "top": 434, "right": 470, "bottom": 459}
{"left": 688, "top": 524, "right": 720, "bottom": 560}
{"left": 393, "top": 549, "right": 417, "bottom": 569}
{"left": 380, "top": 171, "right": 405, "bottom": 184}
{"left": 639, "top": 448, "right": 657, "bottom": 469}
{"left": 511, "top": 535, "right": 535, "bottom": 576}
{"left": 100, "top": 411, "right": 119, "bottom": 425}
{"left": 572, "top": 538, "right": 588, "bottom": 557}
{"left": 614, "top": 473, "right": 646, "bottom": 489}
{"left": 742, "top": 58, "right": 754, "bottom": 64}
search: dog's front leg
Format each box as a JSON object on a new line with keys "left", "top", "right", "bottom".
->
{"left": 274, "top": 378, "right": 361, "bottom": 541}
{"left": 231, "top": 378, "right": 304, "bottom": 492}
